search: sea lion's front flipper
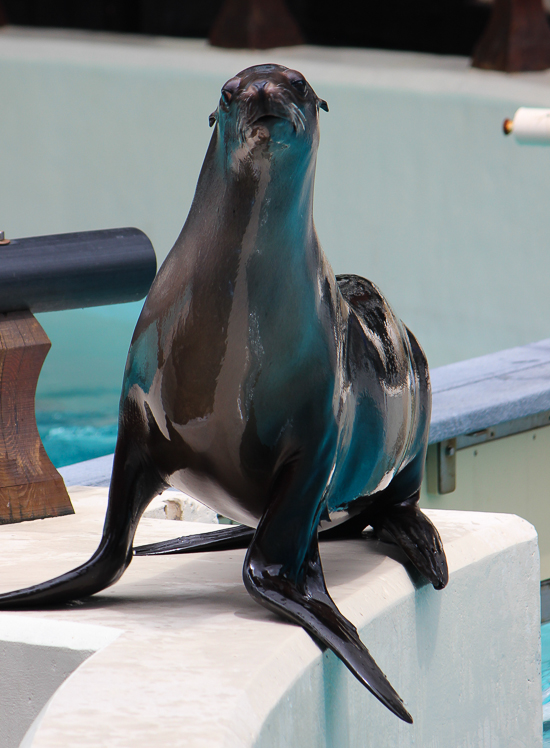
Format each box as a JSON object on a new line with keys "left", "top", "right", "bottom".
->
{"left": 134, "top": 524, "right": 254, "bottom": 556}
{"left": 373, "top": 498, "right": 449, "bottom": 591}
{"left": 0, "top": 431, "right": 163, "bottom": 609}
{"left": 243, "top": 508, "right": 413, "bottom": 723}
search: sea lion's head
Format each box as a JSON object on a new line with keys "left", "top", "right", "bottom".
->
{"left": 209, "top": 64, "right": 328, "bottom": 168}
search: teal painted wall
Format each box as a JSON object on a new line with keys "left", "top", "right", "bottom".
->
{"left": 316, "top": 87, "right": 550, "bottom": 366}
{"left": 1, "top": 31, "right": 550, "bottom": 461}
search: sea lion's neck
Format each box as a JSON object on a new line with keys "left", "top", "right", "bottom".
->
{"left": 184, "top": 130, "right": 319, "bottom": 270}
{"left": 131, "top": 130, "right": 323, "bottom": 346}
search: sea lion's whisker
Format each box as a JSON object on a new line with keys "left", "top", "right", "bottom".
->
{"left": 289, "top": 103, "right": 307, "bottom": 132}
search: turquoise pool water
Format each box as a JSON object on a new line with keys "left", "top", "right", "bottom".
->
{"left": 35, "top": 302, "right": 142, "bottom": 468}
{"left": 36, "top": 393, "right": 119, "bottom": 467}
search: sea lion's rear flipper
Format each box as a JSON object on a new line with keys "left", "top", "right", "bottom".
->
{"left": 373, "top": 499, "right": 448, "bottom": 591}
{"left": 0, "top": 432, "right": 163, "bottom": 609}
{"left": 243, "top": 499, "right": 413, "bottom": 723}
{"left": 134, "top": 524, "right": 254, "bottom": 556}
{"left": 133, "top": 508, "right": 380, "bottom": 556}
{"left": 134, "top": 510, "right": 373, "bottom": 557}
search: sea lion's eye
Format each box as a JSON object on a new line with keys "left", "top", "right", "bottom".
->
{"left": 291, "top": 79, "right": 307, "bottom": 95}
{"left": 221, "top": 89, "right": 232, "bottom": 106}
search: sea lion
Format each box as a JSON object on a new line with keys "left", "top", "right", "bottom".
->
{"left": 0, "top": 64, "right": 448, "bottom": 723}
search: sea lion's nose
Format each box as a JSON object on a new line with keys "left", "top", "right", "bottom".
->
{"left": 251, "top": 80, "right": 270, "bottom": 99}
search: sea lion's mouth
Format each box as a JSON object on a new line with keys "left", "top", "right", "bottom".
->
{"left": 241, "top": 112, "right": 295, "bottom": 144}
{"left": 252, "top": 114, "right": 288, "bottom": 127}
{"left": 239, "top": 101, "right": 306, "bottom": 143}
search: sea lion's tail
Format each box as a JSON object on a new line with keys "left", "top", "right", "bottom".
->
{"left": 0, "top": 433, "right": 163, "bottom": 609}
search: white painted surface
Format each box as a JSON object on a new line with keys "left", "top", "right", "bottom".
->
{"left": 0, "top": 615, "right": 120, "bottom": 651}
{"left": 0, "top": 613, "right": 121, "bottom": 748}
{"left": 0, "top": 488, "right": 541, "bottom": 747}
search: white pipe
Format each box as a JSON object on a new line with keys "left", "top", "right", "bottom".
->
{"left": 503, "top": 107, "right": 550, "bottom": 145}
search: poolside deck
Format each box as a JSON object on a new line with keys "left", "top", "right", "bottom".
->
{"left": 0, "top": 487, "right": 541, "bottom": 747}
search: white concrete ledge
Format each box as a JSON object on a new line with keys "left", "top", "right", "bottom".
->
{"left": 0, "top": 488, "right": 541, "bottom": 747}
{"left": 0, "top": 608, "right": 121, "bottom": 748}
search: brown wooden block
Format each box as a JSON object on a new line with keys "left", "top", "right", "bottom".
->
{"left": 0, "top": 311, "right": 74, "bottom": 524}
{"left": 209, "top": 0, "right": 304, "bottom": 50}
{"left": 472, "top": 0, "right": 550, "bottom": 72}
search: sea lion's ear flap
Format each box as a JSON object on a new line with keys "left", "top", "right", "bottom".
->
{"left": 209, "top": 111, "right": 217, "bottom": 127}
{"left": 318, "top": 99, "right": 329, "bottom": 113}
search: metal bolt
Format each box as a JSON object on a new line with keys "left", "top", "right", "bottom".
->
{"left": 445, "top": 445, "right": 455, "bottom": 458}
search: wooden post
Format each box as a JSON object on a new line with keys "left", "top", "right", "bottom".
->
{"left": 0, "top": 311, "right": 74, "bottom": 524}
{"left": 209, "top": 0, "right": 304, "bottom": 49}
{"left": 472, "top": 0, "right": 550, "bottom": 72}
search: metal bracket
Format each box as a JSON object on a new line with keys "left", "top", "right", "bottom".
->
{"left": 426, "top": 439, "right": 456, "bottom": 495}
{"left": 437, "top": 438, "right": 456, "bottom": 494}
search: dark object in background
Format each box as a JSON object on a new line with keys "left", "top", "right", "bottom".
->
{"left": 0, "top": 1, "right": 6, "bottom": 26}
{"left": 2, "top": 0, "right": 495, "bottom": 58}
{"left": 3, "top": 1, "right": 550, "bottom": 71}
{"left": 472, "top": 0, "right": 550, "bottom": 71}
{"left": 1, "top": 0, "right": 143, "bottom": 34}
{"left": 0, "top": 228, "right": 156, "bottom": 525}
{"left": 209, "top": 0, "right": 303, "bottom": 49}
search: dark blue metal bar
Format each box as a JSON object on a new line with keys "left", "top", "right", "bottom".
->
{"left": 0, "top": 227, "right": 157, "bottom": 313}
